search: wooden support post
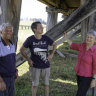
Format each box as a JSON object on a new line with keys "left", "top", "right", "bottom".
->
{"left": 0, "top": 0, "right": 22, "bottom": 49}
{"left": 46, "top": 7, "right": 58, "bottom": 31}
{"left": 81, "top": 0, "right": 89, "bottom": 42}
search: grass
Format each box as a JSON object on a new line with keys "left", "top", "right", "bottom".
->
{"left": 15, "top": 21, "right": 81, "bottom": 96}
{"left": 15, "top": 55, "right": 77, "bottom": 96}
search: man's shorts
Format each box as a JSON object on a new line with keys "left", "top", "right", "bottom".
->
{"left": 29, "top": 67, "right": 50, "bottom": 86}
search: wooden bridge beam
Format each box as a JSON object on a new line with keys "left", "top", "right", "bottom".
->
{"left": 45, "top": 0, "right": 96, "bottom": 41}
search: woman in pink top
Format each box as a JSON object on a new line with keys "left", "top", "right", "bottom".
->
{"left": 64, "top": 30, "right": 96, "bottom": 96}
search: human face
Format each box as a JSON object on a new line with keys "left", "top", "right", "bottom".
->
{"left": 2, "top": 26, "right": 13, "bottom": 40}
{"left": 35, "top": 24, "right": 43, "bottom": 34}
{"left": 86, "top": 34, "right": 95, "bottom": 45}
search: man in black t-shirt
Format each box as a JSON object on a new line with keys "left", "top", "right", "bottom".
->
{"left": 20, "top": 21, "right": 56, "bottom": 96}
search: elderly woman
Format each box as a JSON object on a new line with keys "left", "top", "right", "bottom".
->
{"left": 64, "top": 30, "right": 96, "bottom": 96}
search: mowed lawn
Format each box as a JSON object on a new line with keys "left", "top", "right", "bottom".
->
{"left": 15, "top": 21, "right": 78, "bottom": 96}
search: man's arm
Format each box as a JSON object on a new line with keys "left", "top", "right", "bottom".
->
{"left": 20, "top": 46, "right": 33, "bottom": 67}
{"left": 47, "top": 42, "right": 57, "bottom": 61}
{"left": 51, "top": 42, "right": 57, "bottom": 55}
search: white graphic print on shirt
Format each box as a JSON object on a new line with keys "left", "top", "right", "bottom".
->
{"left": 33, "top": 41, "right": 48, "bottom": 63}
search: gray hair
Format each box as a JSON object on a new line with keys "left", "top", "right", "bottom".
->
{"left": 1, "top": 23, "right": 13, "bottom": 32}
{"left": 87, "top": 30, "right": 96, "bottom": 39}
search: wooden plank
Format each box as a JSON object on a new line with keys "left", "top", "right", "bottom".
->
{"left": 45, "top": 0, "right": 96, "bottom": 41}
{"left": 63, "top": 52, "right": 77, "bottom": 58}
{"left": 56, "top": 25, "right": 81, "bottom": 45}
{"left": 56, "top": 50, "right": 65, "bottom": 58}
{"left": 16, "top": 49, "right": 30, "bottom": 67}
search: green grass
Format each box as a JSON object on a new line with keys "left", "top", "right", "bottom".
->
{"left": 15, "top": 55, "right": 77, "bottom": 96}
{"left": 15, "top": 21, "right": 80, "bottom": 96}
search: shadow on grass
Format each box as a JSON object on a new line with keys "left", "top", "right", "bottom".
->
{"left": 15, "top": 53, "right": 77, "bottom": 96}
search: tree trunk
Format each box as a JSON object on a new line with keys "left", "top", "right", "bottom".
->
{"left": 0, "top": 0, "right": 22, "bottom": 49}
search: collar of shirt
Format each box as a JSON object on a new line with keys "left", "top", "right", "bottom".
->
{"left": 83, "top": 42, "right": 96, "bottom": 52}
{"left": 1, "top": 37, "right": 13, "bottom": 46}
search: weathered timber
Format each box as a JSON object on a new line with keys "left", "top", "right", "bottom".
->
{"left": 64, "top": 52, "right": 77, "bottom": 58}
{"left": 56, "top": 49, "right": 65, "bottom": 58}
{"left": 81, "top": 0, "right": 89, "bottom": 42}
{"left": 88, "top": 13, "right": 96, "bottom": 31}
{"left": 56, "top": 25, "right": 81, "bottom": 45}
{"left": 38, "top": 0, "right": 80, "bottom": 16}
{"left": 16, "top": 49, "right": 30, "bottom": 67}
{"left": 0, "top": 0, "right": 22, "bottom": 48}
{"left": 45, "top": 0, "right": 96, "bottom": 41}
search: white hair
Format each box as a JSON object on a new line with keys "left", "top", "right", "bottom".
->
{"left": 87, "top": 30, "right": 96, "bottom": 39}
{"left": 1, "top": 23, "right": 13, "bottom": 32}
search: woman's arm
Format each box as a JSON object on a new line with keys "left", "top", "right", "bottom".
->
{"left": 64, "top": 32, "right": 72, "bottom": 45}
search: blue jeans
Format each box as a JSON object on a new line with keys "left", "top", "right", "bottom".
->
{"left": 0, "top": 76, "right": 15, "bottom": 96}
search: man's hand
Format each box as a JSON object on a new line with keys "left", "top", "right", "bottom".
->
{"left": 90, "top": 79, "right": 96, "bottom": 88}
{"left": 47, "top": 54, "right": 53, "bottom": 61}
{"left": 15, "top": 70, "right": 18, "bottom": 82}
{"left": 28, "top": 59, "right": 34, "bottom": 67}
{"left": 0, "top": 80, "right": 6, "bottom": 91}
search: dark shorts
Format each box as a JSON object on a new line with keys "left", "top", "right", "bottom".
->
{"left": 0, "top": 76, "right": 15, "bottom": 96}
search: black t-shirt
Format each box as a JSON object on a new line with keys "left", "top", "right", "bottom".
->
{"left": 23, "top": 35, "right": 54, "bottom": 68}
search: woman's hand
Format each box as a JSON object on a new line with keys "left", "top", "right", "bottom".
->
{"left": 64, "top": 32, "right": 68, "bottom": 39}
{"left": 64, "top": 32, "right": 72, "bottom": 45}
{"left": 90, "top": 79, "right": 96, "bottom": 88}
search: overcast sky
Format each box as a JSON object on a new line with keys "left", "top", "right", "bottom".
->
{"left": 20, "top": 0, "right": 63, "bottom": 22}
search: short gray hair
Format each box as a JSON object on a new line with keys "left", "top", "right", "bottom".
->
{"left": 1, "top": 23, "right": 13, "bottom": 32}
{"left": 87, "top": 30, "right": 96, "bottom": 39}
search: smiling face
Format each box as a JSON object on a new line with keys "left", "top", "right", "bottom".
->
{"left": 2, "top": 26, "right": 13, "bottom": 40}
{"left": 86, "top": 33, "right": 95, "bottom": 45}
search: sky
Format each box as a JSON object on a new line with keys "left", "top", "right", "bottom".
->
{"left": 20, "top": 0, "right": 63, "bottom": 22}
